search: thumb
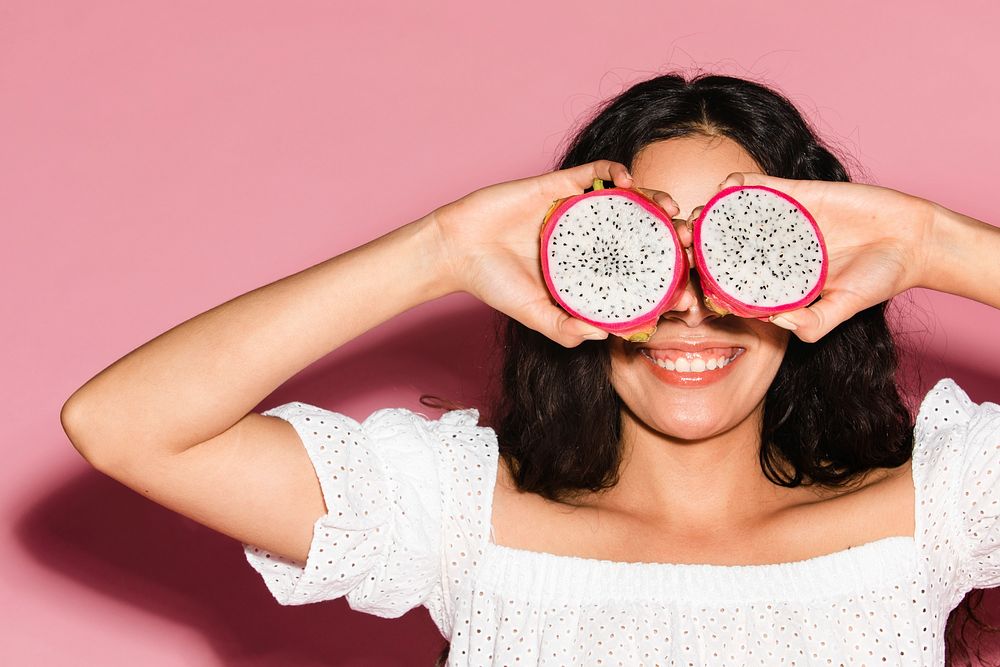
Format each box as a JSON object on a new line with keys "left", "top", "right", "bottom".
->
{"left": 767, "top": 290, "right": 864, "bottom": 343}
{"left": 524, "top": 298, "right": 609, "bottom": 348}
{"left": 718, "top": 171, "right": 795, "bottom": 192}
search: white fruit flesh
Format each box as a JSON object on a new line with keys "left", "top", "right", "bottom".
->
{"left": 545, "top": 194, "right": 679, "bottom": 324}
{"left": 698, "top": 188, "right": 823, "bottom": 308}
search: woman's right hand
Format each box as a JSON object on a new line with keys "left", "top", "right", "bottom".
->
{"left": 429, "top": 160, "right": 682, "bottom": 348}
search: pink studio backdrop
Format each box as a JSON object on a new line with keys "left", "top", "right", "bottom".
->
{"left": 3, "top": 1, "right": 999, "bottom": 664}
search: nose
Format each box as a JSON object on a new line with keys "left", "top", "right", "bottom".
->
{"left": 662, "top": 208, "right": 721, "bottom": 328}
{"left": 664, "top": 269, "right": 721, "bottom": 327}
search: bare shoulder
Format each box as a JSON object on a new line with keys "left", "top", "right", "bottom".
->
{"left": 873, "top": 457, "right": 916, "bottom": 535}
{"left": 490, "top": 454, "right": 590, "bottom": 546}
{"left": 495, "top": 453, "right": 516, "bottom": 491}
{"left": 492, "top": 455, "right": 543, "bottom": 506}
{"left": 493, "top": 454, "right": 580, "bottom": 508}
{"left": 833, "top": 458, "right": 914, "bottom": 507}
{"left": 787, "top": 458, "right": 916, "bottom": 545}
{"left": 490, "top": 455, "right": 522, "bottom": 544}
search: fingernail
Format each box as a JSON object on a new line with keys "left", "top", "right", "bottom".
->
{"left": 769, "top": 315, "right": 798, "bottom": 331}
{"left": 624, "top": 170, "right": 633, "bottom": 181}
{"left": 582, "top": 331, "right": 608, "bottom": 340}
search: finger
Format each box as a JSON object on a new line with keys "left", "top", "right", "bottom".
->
{"left": 672, "top": 217, "right": 692, "bottom": 248}
{"left": 564, "top": 317, "right": 610, "bottom": 344}
{"left": 767, "top": 291, "right": 865, "bottom": 343}
{"left": 568, "top": 160, "right": 633, "bottom": 191}
{"left": 686, "top": 205, "right": 705, "bottom": 234}
{"left": 671, "top": 205, "right": 704, "bottom": 273}
{"left": 524, "top": 297, "right": 609, "bottom": 347}
{"left": 718, "top": 172, "right": 746, "bottom": 190}
{"left": 718, "top": 171, "right": 792, "bottom": 192}
{"left": 670, "top": 217, "right": 693, "bottom": 268}
{"left": 636, "top": 187, "right": 680, "bottom": 218}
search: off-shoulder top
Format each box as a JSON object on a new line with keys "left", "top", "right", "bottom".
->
{"left": 242, "top": 378, "right": 1000, "bottom": 665}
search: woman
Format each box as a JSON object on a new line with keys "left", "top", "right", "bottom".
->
{"left": 61, "top": 73, "right": 1000, "bottom": 665}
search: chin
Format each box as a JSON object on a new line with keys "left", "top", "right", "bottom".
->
{"left": 636, "top": 409, "right": 735, "bottom": 442}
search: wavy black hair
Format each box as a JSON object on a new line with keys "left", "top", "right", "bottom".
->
{"left": 432, "top": 70, "right": 998, "bottom": 666}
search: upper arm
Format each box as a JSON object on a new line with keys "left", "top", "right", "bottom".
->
{"left": 98, "top": 411, "right": 325, "bottom": 564}
{"left": 90, "top": 402, "right": 466, "bottom": 612}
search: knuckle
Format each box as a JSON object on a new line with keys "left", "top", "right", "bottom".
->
{"left": 800, "top": 329, "right": 822, "bottom": 343}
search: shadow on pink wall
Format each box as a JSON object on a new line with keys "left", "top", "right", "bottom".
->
{"left": 18, "top": 303, "right": 1000, "bottom": 665}
{"left": 24, "top": 305, "right": 498, "bottom": 666}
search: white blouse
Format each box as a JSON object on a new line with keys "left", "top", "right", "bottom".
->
{"left": 243, "top": 378, "right": 1000, "bottom": 666}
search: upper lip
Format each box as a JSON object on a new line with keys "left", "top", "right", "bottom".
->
{"left": 636, "top": 339, "right": 746, "bottom": 352}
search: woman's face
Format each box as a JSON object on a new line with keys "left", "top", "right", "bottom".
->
{"left": 608, "top": 134, "right": 790, "bottom": 442}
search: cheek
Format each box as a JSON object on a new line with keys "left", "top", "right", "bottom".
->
{"left": 608, "top": 350, "right": 638, "bottom": 395}
{"left": 755, "top": 327, "right": 791, "bottom": 377}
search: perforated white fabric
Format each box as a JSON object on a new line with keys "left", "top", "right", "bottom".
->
{"left": 243, "top": 378, "right": 1000, "bottom": 665}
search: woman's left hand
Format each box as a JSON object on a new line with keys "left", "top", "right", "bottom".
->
{"left": 709, "top": 172, "right": 934, "bottom": 343}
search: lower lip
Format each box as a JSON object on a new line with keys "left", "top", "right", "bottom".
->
{"left": 639, "top": 350, "right": 743, "bottom": 387}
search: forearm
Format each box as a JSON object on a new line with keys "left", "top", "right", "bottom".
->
{"left": 921, "top": 201, "right": 1000, "bottom": 309}
{"left": 62, "top": 215, "right": 455, "bottom": 464}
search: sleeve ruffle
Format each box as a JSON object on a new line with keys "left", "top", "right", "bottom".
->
{"left": 914, "top": 379, "right": 1000, "bottom": 591}
{"left": 242, "top": 403, "right": 443, "bottom": 617}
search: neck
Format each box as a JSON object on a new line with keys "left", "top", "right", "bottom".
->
{"left": 590, "top": 403, "right": 811, "bottom": 531}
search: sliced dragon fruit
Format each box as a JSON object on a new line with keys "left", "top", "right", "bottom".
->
{"left": 539, "top": 179, "right": 687, "bottom": 342}
{"left": 692, "top": 185, "right": 827, "bottom": 318}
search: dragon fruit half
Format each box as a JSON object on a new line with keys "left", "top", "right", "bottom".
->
{"left": 539, "top": 178, "right": 687, "bottom": 342}
{"left": 692, "top": 185, "right": 827, "bottom": 318}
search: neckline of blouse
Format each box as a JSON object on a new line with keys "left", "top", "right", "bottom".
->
{"left": 441, "top": 380, "right": 963, "bottom": 602}
{"left": 479, "top": 534, "right": 917, "bottom": 603}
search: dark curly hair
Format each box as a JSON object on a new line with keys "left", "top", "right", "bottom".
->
{"left": 432, "top": 70, "right": 998, "bottom": 667}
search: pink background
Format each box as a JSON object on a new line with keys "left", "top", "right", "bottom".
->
{"left": 4, "top": 0, "right": 999, "bottom": 664}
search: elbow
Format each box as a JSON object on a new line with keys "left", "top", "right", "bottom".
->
{"left": 60, "top": 396, "right": 113, "bottom": 471}
{"left": 60, "top": 397, "right": 91, "bottom": 458}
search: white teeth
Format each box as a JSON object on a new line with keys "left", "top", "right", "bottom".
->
{"left": 643, "top": 349, "right": 741, "bottom": 374}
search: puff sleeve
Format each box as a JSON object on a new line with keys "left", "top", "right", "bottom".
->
{"left": 913, "top": 379, "right": 1000, "bottom": 593}
{"left": 242, "top": 403, "right": 446, "bottom": 618}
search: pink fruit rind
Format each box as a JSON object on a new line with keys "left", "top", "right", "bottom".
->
{"left": 692, "top": 184, "right": 828, "bottom": 318}
{"left": 540, "top": 186, "right": 688, "bottom": 341}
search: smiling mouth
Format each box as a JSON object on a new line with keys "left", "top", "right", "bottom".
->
{"left": 639, "top": 347, "right": 745, "bottom": 373}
